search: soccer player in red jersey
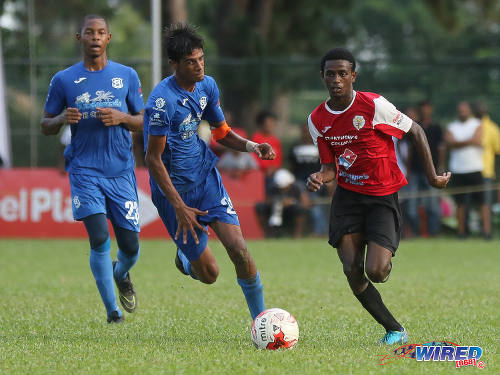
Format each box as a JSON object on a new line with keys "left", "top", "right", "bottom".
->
{"left": 306, "top": 48, "right": 451, "bottom": 345}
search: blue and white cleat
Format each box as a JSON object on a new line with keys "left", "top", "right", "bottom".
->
{"left": 379, "top": 328, "right": 408, "bottom": 345}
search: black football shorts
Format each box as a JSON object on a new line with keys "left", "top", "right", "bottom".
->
{"left": 328, "top": 186, "right": 402, "bottom": 255}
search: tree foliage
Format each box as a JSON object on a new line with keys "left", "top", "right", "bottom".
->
{"left": 3, "top": 0, "right": 500, "bottom": 164}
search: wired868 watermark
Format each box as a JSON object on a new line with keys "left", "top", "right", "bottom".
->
{"left": 378, "top": 341, "right": 485, "bottom": 369}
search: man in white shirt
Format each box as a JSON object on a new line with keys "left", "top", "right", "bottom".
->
{"left": 445, "top": 101, "right": 489, "bottom": 238}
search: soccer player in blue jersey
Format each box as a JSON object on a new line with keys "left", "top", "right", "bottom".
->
{"left": 40, "top": 15, "right": 144, "bottom": 323}
{"left": 143, "top": 24, "right": 276, "bottom": 320}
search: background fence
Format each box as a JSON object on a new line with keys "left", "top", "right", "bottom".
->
{"left": 5, "top": 56, "right": 500, "bottom": 172}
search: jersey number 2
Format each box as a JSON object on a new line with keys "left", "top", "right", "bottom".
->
{"left": 220, "top": 196, "right": 236, "bottom": 215}
{"left": 125, "top": 200, "right": 139, "bottom": 225}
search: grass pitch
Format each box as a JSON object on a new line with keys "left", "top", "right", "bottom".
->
{"left": 1, "top": 237, "right": 498, "bottom": 374}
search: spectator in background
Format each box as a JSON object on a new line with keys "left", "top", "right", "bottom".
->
{"left": 251, "top": 110, "right": 283, "bottom": 195}
{"left": 217, "top": 128, "right": 258, "bottom": 179}
{"left": 289, "top": 124, "right": 331, "bottom": 236}
{"left": 255, "top": 168, "right": 309, "bottom": 238}
{"left": 406, "top": 100, "right": 445, "bottom": 237}
{"left": 474, "top": 101, "right": 500, "bottom": 239}
{"left": 445, "top": 101, "right": 489, "bottom": 238}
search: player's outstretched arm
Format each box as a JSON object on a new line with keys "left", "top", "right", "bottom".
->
{"left": 306, "top": 163, "right": 336, "bottom": 192}
{"left": 407, "top": 121, "right": 451, "bottom": 189}
{"left": 40, "top": 108, "right": 81, "bottom": 135}
{"left": 145, "top": 134, "right": 208, "bottom": 244}
{"left": 97, "top": 108, "right": 144, "bottom": 131}
{"left": 213, "top": 121, "right": 277, "bottom": 160}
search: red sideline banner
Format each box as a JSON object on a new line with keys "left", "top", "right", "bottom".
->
{"left": 0, "top": 168, "right": 265, "bottom": 239}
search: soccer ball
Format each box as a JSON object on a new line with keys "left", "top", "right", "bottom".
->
{"left": 251, "top": 308, "right": 299, "bottom": 350}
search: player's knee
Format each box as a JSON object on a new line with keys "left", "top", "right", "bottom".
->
{"left": 198, "top": 263, "right": 219, "bottom": 284}
{"left": 114, "top": 227, "right": 139, "bottom": 255}
{"left": 83, "top": 214, "right": 109, "bottom": 249}
{"left": 365, "top": 264, "right": 388, "bottom": 283}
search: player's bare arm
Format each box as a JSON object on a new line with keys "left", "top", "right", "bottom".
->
{"left": 40, "top": 108, "right": 82, "bottom": 135}
{"left": 407, "top": 121, "right": 451, "bottom": 188}
{"left": 306, "top": 163, "right": 336, "bottom": 192}
{"left": 145, "top": 134, "right": 208, "bottom": 244}
{"left": 97, "top": 108, "right": 144, "bottom": 131}
{"left": 212, "top": 121, "right": 276, "bottom": 160}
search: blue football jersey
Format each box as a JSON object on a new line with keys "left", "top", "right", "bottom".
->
{"left": 144, "top": 75, "right": 225, "bottom": 193}
{"left": 44, "top": 61, "right": 144, "bottom": 177}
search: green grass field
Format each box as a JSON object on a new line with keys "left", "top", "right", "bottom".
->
{"left": 1, "top": 237, "right": 498, "bottom": 375}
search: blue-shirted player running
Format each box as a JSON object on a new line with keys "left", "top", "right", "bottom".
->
{"left": 144, "top": 24, "right": 276, "bottom": 320}
{"left": 40, "top": 15, "right": 144, "bottom": 323}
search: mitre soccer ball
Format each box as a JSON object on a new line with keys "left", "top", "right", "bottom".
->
{"left": 251, "top": 308, "right": 299, "bottom": 350}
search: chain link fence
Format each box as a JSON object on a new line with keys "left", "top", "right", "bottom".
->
{"left": 5, "top": 56, "right": 500, "bottom": 168}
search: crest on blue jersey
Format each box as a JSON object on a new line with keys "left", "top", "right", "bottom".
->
{"left": 73, "top": 196, "right": 81, "bottom": 209}
{"left": 199, "top": 96, "right": 207, "bottom": 110}
{"left": 111, "top": 77, "right": 123, "bottom": 89}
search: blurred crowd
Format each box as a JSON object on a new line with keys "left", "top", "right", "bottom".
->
{"left": 396, "top": 100, "right": 500, "bottom": 240}
{"left": 212, "top": 109, "right": 334, "bottom": 239}
{"left": 54, "top": 101, "right": 500, "bottom": 240}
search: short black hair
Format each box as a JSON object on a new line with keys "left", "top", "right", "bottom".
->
{"left": 164, "top": 23, "right": 204, "bottom": 62}
{"left": 256, "top": 110, "right": 277, "bottom": 127}
{"left": 320, "top": 48, "right": 356, "bottom": 72}
{"left": 79, "top": 14, "right": 109, "bottom": 33}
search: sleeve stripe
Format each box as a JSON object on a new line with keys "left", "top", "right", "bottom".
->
{"left": 308, "top": 114, "right": 322, "bottom": 145}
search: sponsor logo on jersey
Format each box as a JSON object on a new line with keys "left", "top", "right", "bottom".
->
{"left": 93, "top": 90, "right": 115, "bottom": 102}
{"left": 325, "top": 134, "right": 358, "bottom": 146}
{"left": 76, "top": 92, "right": 91, "bottom": 104}
{"left": 111, "top": 77, "right": 123, "bottom": 89}
{"left": 352, "top": 115, "right": 365, "bottom": 130}
{"left": 338, "top": 148, "right": 357, "bottom": 170}
{"left": 73, "top": 196, "right": 81, "bottom": 209}
{"left": 155, "top": 97, "right": 166, "bottom": 109}
{"left": 393, "top": 112, "right": 404, "bottom": 126}
{"left": 199, "top": 96, "right": 207, "bottom": 110}
{"left": 321, "top": 126, "right": 331, "bottom": 134}
{"left": 338, "top": 170, "right": 369, "bottom": 185}
{"left": 74, "top": 77, "right": 86, "bottom": 84}
{"left": 75, "top": 91, "right": 121, "bottom": 116}
{"left": 179, "top": 113, "right": 201, "bottom": 140}
{"left": 150, "top": 111, "right": 163, "bottom": 126}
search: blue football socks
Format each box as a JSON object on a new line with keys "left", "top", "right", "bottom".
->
{"left": 114, "top": 248, "right": 140, "bottom": 282}
{"left": 177, "top": 249, "right": 198, "bottom": 280}
{"left": 237, "top": 272, "right": 265, "bottom": 320}
{"left": 89, "top": 237, "right": 121, "bottom": 318}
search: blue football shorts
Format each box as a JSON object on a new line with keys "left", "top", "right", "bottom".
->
{"left": 69, "top": 172, "right": 140, "bottom": 232}
{"left": 151, "top": 167, "right": 240, "bottom": 261}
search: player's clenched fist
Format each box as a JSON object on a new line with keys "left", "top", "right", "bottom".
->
{"left": 97, "top": 107, "right": 126, "bottom": 126}
{"left": 65, "top": 107, "right": 82, "bottom": 124}
{"left": 254, "top": 143, "right": 276, "bottom": 160}
{"left": 430, "top": 171, "right": 452, "bottom": 189}
{"left": 306, "top": 172, "right": 323, "bottom": 192}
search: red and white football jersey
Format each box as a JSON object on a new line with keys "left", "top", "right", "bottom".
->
{"left": 308, "top": 91, "right": 412, "bottom": 196}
